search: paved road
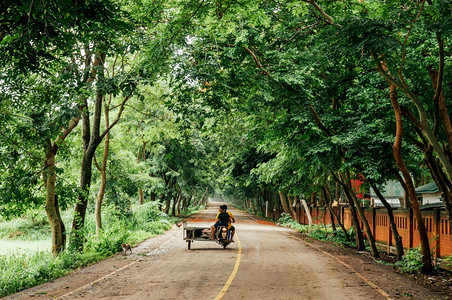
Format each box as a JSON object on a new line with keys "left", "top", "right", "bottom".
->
{"left": 5, "top": 202, "right": 447, "bottom": 300}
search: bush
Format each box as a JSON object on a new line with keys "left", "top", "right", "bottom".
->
{"left": 395, "top": 248, "right": 424, "bottom": 274}
{"left": 277, "top": 213, "right": 350, "bottom": 245}
{"left": 84, "top": 221, "right": 130, "bottom": 256}
{"left": 277, "top": 213, "right": 305, "bottom": 231}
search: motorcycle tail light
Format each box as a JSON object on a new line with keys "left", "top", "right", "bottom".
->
{"left": 222, "top": 227, "right": 227, "bottom": 232}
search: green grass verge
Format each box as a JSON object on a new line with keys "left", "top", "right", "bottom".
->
{"left": 0, "top": 201, "right": 184, "bottom": 297}
{"left": 277, "top": 213, "right": 441, "bottom": 274}
{"left": 277, "top": 213, "right": 352, "bottom": 245}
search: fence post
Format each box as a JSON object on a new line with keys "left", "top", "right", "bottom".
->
{"left": 433, "top": 208, "right": 440, "bottom": 260}
{"left": 387, "top": 213, "right": 392, "bottom": 254}
{"left": 408, "top": 208, "right": 413, "bottom": 249}
{"left": 372, "top": 207, "right": 376, "bottom": 237}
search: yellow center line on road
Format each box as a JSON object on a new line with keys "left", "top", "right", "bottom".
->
{"left": 284, "top": 233, "right": 394, "bottom": 300}
{"left": 215, "top": 236, "right": 242, "bottom": 300}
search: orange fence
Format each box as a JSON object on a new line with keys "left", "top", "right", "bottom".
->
{"left": 293, "top": 206, "right": 452, "bottom": 258}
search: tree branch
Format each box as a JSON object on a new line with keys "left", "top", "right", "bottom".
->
{"left": 93, "top": 154, "right": 102, "bottom": 172}
{"left": 309, "top": 104, "right": 332, "bottom": 136}
{"left": 303, "top": 0, "right": 340, "bottom": 26}
{"left": 98, "top": 95, "right": 131, "bottom": 142}
{"left": 243, "top": 46, "right": 269, "bottom": 75}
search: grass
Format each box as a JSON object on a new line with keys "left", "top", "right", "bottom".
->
{"left": 0, "top": 213, "right": 51, "bottom": 241}
{"left": 277, "top": 213, "right": 352, "bottom": 246}
{"left": 0, "top": 239, "right": 52, "bottom": 255}
{"left": 0, "top": 201, "right": 191, "bottom": 298}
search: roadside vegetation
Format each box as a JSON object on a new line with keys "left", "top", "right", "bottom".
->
{"left": 277, "top": 213, "right": 449, "bottom": 275}
{"left": 277, "top": 213, "right": 354, "bottom": 247}
{"left": 0, "top": 202, "right": 187, "bottom": 297}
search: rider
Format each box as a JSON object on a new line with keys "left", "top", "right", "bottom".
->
{"left": 210, "top": 205, "right": 230, "bottom": 239}
{"left": 221, "top": 205, "right": 235, "bottom": 242}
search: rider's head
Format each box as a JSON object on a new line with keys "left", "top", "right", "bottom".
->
{"left": 221, "top": 205, "right": 228, "bottom": 211}
{"left": 218, "top": 205, "right": 224, "bottom": 211}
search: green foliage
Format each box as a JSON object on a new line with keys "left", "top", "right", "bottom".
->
{"left": 444, "top": 255, "right": 452, "bottom": 269}
{"left": 395, "top": 248, "right": 424, "bottom": 274}
{"left": 0, "top": 210, "right": 50, "bottom": 240}
{"left": 277, "top": 213, "right": 304, "bottom": 230}
{"left": 130, "top": 202, "right": 175, "bottom": 234}
{"left": 277, "top": 213, "right": 350, "bottom": 245}
{"left": 0, "top": 202, "right": 177, "bottom": 297}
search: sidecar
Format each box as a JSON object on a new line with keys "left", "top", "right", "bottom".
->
{"left": 182, "top": 220, "right": 230, "bottom": 249}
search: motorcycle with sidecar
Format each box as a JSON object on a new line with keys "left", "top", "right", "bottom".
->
{"left": 182, "top": 220, "right": 231, "bottom": 249}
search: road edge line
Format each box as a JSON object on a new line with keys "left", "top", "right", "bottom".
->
{"left": 285, "top": 233, "right": 394, "bottom": 300}
{"left": 58, "top": 259, "right": 139, "bottom": 299}
{"left": 215, "top": 236, "right": 242, "bottom": 300}
{"left": 58, "top": 234, "right": 178, "bottom": 299}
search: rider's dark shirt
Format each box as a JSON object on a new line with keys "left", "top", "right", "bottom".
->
{"left": 217, "top": 211, "right": 229, "bottom": 226}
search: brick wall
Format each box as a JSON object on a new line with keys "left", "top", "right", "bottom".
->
{"left": 294, "top": 206, "right": 452, "bottom": 258}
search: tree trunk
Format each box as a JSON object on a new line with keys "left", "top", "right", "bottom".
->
{"left": 164, "top": 193, "right": 172, "bottom": 215}
{"left": 171, "top": 189, "right": 181, "bottom": 216}
{"left": 371, "top": 184, "right": 404, "bottom": 260}
{"left": 263, "top": 189, "right": 272, "bottom": 217}
{"left": 43, "top": 116, "right": 79, "bottom": 255}
{"left": 301, "top": 198, "right": 313, "bottom": 226}
{"left": 339, "top": 172, "right": 379, "bottom": 258}
{"left": 287, "top": 195, "right": 297, "bottom": 219}
{"left": 322, "top": 186, "right": 336, "bottom": 236}
{"left": 318, "top": 191, "right": 325, "bottom": 206}
{"left": 347, "top": 192, "right": 365, "bottom": 251}
{"left": 72, "top": 147, "right": 96, "bottom": 248}
{"left": 137, "top": 141, "right": 146, "bottom": 205}
{"left": 428, "top": 36, "right": 451, "bottom": 155}
{"left": 177, "top": 195, "right": 183, "bottom": 216}
{"left": 72, "top": 53, "right": 106, "bottom": 248}
{"left": 324, "top": 185, "right": 350, "bottom": 242}
{"left": 44, "top": 151, "right": 66, "bottom": 255}
{"left": 388, "top": 80, "right": 433, "bottom": 274}
{"left": 310, "top": 192, "right": 317, "bottom": 207}
{"left": 424, "top": 146, "right": 452, "bottom": 233}
{"left": 138, "top": 189, "right": 144, "bottom": 205}
{"left": 395, "top": 172, "right": 411, "bottom": 208}
{"left": 198, "top": 187, "right": 208, "bottom": 206}
{"left": 94, "top": 95, "right": 111, "bottom": 235}
{"left": 185, "top": 195, "right": 193, "bottom": 210}
{"left": 335, "top": 182, "right": 340, "bottom": 202}
{"left": 71, "top": 52, "right": 130, "bottom": 249}
{"left": 321, "top": 186, "right": 336, "bottom": 234}
{"left": 333, "top": 174, "right": 365, "bottom": 250}
{"left": 279, "top": 192, "right": 291, "bottom": 216}
{"left": 374, "top": 55, "right": 452, "bottom": 182}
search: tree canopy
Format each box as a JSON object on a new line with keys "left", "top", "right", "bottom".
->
{"left": 1, "top": 0, "right": 450, "bottom": 273}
